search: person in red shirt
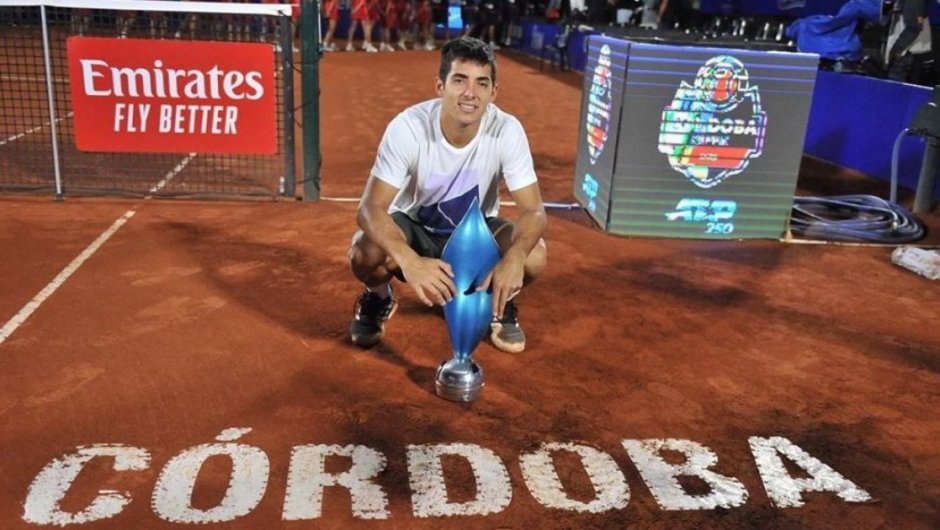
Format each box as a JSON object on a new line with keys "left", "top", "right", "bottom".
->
{"left": 369, "top": 0, "right": 383, "bottom": 46}
{"left": 322, "top": 0, "right": 340, "bottom": 51}
{"left": 415, "top": 0, "right": 433, "bottom": 49}
{"left": 379, "top": 0, "right": 399, "bottom": 51}
{"left": 347, "top": 0, "right": 379, "bottom": 51}
{"left": 396, "top": 0, "right": 414, "bottom": 50}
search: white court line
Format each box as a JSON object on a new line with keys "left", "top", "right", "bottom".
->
{"left": 147, "top": 153, "right": 197, "bottom": 196}
{"left": 0, "top": 211, "right": 136, "bottom": 346}
{"left": 0, "top": 111, "right": 74, "bottom": 147}
{"left": 0, "top": 152, "right": 197, "bottom": 346}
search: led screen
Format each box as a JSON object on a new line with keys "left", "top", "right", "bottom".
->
{"left": 574, "top": 38, "right": 818, "bottom": 239}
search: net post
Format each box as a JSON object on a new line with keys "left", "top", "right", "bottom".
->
{"left": 281, "top": 13, "right": 296, "bottom": 198}
{"left": 300, "top": 0, "right": 321, "bottom": 201}
{"left": 40, "top": 4, "right": 63, "bottom": 199}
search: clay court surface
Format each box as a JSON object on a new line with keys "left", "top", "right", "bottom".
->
{"left": 2, "top": 49, "right": 940, "bottom": 528}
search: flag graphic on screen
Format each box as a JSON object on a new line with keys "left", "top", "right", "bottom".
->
{"left": 657, "top": 55, "right": 767, "bottom": 189}
{"left": 585, "top": 44, "right": 613, "bottom": 165}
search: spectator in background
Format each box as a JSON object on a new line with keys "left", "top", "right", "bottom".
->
{"left": 347, "top": 0, "right": 379, "bottom": 51}
{"left": 397, "top": 0, "right": 415, "bottom": 50}
{"left": 659, "top": 0, "right": 695, "bottom": 29}
{"left": 322, "top": 0, "right": 340, "bottom": 51}
{"left": 416, "top": 0, "right": 435, "bottom": 49}
{"left": 887, "top": 0, "right": 932, "bottom": 83}
{"left": 463, "top": 0, "right": 479, "bottom": 36}
{"left": 545, "top": 0, "right": 562, "bottom": 21}
{"left": 639, "top": 0, "right": 666, "bottom": 29}
{"left": 501, "top": 0, "right": 521, "bottom": 46}
{"left": 430, "top": 0, "right": 452, "bottom": 46}
{"left": 585, "top": 0, "right": 606, "bottom": 24}
{"left": 368, "top": 0, "right": 383, "bottom": 48}
{"left": 379, "top": 0, "right": 398, "bottom": 50}
{"left": 474, "top": 0, "right": 503, "bottom": 48}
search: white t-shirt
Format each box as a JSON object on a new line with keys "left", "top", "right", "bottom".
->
{"left": 370, "top": 98, "right": 538, "bottom": 234}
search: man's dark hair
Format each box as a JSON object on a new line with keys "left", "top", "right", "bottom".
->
{"left": 439, "top": 37, "right": 497, "bottom": 85}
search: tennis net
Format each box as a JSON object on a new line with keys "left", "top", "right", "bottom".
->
{"left": 0, "top": 0, "right": 297, "bottom": 198}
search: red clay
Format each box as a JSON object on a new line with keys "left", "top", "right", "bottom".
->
{"left": 0, "top": 49, "right": 938, "bottom": 529}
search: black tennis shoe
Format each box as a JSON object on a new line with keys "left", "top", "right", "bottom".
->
{"left": 350, "top": 289, "right": 398, "bottom": 348}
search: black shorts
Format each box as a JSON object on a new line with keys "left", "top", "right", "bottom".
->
{"left": 391, "top": 211, "right": 509, "bottom": 273}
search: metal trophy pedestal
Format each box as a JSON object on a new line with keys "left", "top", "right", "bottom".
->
{"left": 435, "top": 358, "right": 484, "bottom": 402}
{"left": 434, "top": 197, "right": 501, "bottom": 403}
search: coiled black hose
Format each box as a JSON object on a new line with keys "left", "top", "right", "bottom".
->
{"left": 790, "top": 194, "right": 924, "bottom": 243}
{"left": 790, "top": 128, "right": 925, "bottom": 243}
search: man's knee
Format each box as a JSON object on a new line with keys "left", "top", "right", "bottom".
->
{"left": 350, "top": 230, "right": 402, "bottom": 284}
{"left": 350, "top": 230, "right": 387, "bottom": 271}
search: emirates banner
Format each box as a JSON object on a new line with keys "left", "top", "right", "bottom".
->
{"left": 67, "top": 37, "right": 277, "bottom": 155}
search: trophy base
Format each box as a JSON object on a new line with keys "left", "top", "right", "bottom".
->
{"left": 434, "top": 358, "right": 484, "bottom": 402}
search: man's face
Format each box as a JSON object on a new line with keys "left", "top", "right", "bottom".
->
{"left": 436, "top": 59, "right": 497, "bottom": 128}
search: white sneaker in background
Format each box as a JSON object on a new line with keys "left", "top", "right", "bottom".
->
{"left": 345, "top": 42, "right": 354, "bottom": 51}
{"left": 397, "top": 40, "right": 407, "bottom": 50}
{"left": 423, "top": 41, "right": 435, "bottom": 50}
{"left": 364, "top": 43, "right": 378, "bottom": 52}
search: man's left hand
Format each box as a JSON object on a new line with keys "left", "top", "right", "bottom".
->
{"left": 478, "top": 249, "right": 525, "bottom": 319}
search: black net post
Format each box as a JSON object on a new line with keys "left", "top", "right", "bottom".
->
{"left": 281, "top": 13, "right": 296, "bottom": 197}
{"left": 300, "top": 0, "right": 321, "bottom": 201}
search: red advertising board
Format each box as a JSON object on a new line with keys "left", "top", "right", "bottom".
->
{"left": 67, "top": 37, "right": 277, "bottom": 155}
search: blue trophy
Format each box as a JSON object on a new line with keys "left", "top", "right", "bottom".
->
{"left": 436, "top": 197, "right": 501, "bottom": 402}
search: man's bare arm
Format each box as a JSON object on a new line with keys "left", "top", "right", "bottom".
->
{"left": 479, "top": 182, "right": 547, "bottom": 317}
{"left": 358, "top": 176, "right": 456, "bottom": 306}
{"left": 503, "top": 182, "right": 547, "bottom": 262}
{"left": 358, "top": 176, "right": 419, "bottom": 267}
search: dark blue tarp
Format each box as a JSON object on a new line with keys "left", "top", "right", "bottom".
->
{"left": 785, "top": 0, "right": 881, "bottom": 61}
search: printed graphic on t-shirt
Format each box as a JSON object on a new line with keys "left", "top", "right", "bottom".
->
{"left": 417, "top": 185, "right": 480, "bottom": 234}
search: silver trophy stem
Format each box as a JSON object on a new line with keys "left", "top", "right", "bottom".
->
{"left": 435, "top": 356, "right": 484, "bottom": 402}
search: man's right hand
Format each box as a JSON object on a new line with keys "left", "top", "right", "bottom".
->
{"left": 400, "top": 256, "right": 456, "bottom": 307}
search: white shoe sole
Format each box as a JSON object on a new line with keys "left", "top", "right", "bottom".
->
{"left": 489, "top": 323, "right": 525, "bottom": 353}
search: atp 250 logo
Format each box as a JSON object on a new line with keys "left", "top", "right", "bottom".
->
{"left": 657, "top": 55, "right": 767, "bottom": 189}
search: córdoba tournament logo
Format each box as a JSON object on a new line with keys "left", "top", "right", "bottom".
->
{"left": 657, "top": 55, "right": 767, "bottom": 188}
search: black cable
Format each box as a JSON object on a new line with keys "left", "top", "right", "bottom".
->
{"left": 790, "top": 194, "right": 924, "bottom": 243}
{"left": 790, "top": 122, "right": 928, "bottom": 244}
